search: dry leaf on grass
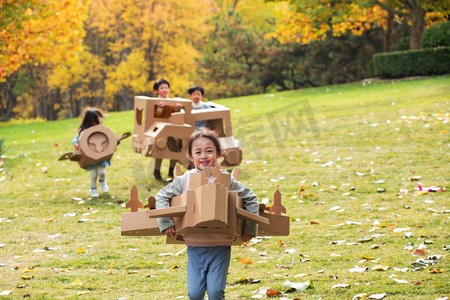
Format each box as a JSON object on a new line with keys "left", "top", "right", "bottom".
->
{"left": 352, "top": 293, "right": 368, "bottom": 300}
{"left": 411, "top": 249, "right": 427, "bottom": 256}
{"left": 368, "top": 292, "right": 386, "bottom": 299}
{"left": 371, "top": 265, "right": 389, "bottom": 271}
{"left": 71, "top": 279, "right": 83, "bottom": 285}
{"left": 266, "top": 288, "right": 281, "bottom": 296}
{"left": 332, "top": 283, "right": 351, "bottom": 289}
{"left": 348, "top": 266, "right": 367, "bottom": 273}
{"left": 428, "top": 269, "right": 443, "bottom": 273}
{"left": 393, "top": 278, "right": 408, "bottom": 284}
{"left": 282, "top": 280, "right": 310, "bottom": 291}
{"left": 237, "top": 259, "right": 252, "bottom": 264}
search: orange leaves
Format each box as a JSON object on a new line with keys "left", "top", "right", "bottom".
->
{"left": 411, "top": 249, "right": 427, "bottom": 256}
{"left": 237, "top": 259, "right": 252, "bottom": 265}
{"left": 268, "top": 1, "right": 386, "bottom": 45}
{"left": 0, "top": 0, "right": 90, "bottom": 81}
{"left": 266, "top": 288, "right": 281, "bottom": 296}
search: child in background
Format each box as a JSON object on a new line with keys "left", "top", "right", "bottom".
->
{"left": 153, "top": 78, "right": 181, "bottom": 181}
{"left": 156, "top": 128, "right": 259, "bottom": 300}
{"left": 187, "top": 85, "right": 210, "bottom": 130}
{"left": 73, "top": 108, "right": 110, "bottom": 198}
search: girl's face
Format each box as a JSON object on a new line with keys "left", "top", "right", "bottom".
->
{"left": 189, "top": 137, "right": 221, "bottom": 170}
{"left": 155, "top": 84, "right": 170, "bottom": 98}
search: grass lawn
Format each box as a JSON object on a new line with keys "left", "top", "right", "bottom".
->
{"left": 0, "top": 75, "right": 449, "bottom": 299}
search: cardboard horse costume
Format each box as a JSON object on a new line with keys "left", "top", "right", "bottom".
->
{"left": 59, "top": 125, "right": 131, "bottom": 169}
{"left": 121, "top": 166, "right": 290, "bottom": 245}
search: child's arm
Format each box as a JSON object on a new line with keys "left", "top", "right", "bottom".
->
{"left": 72, "top": 135, "right": 80, "bottom": 151}
{"left": 155, "top": 176, "right": 185, "bottom": 234}
{"left": 230, "top": 178, "right": 259, "bottom": 238}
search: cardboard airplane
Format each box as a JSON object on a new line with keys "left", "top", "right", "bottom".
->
{"left": 59, "top": 124, "right": 131, "bottom": 169}
{"left": 121, "top": 166, "right": 290, "bottom": 245}
{"left": 132, "top": 96, "right": 242, "bottom": 167}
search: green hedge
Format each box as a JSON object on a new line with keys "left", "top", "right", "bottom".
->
{"left": 373, "top": 47, "right": 450, "bottom": 78}
{"left": 421, "top": 21, "right": 450, "bottom": 48}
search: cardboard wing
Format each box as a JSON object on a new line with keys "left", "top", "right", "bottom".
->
{"left": 121, "top": 168, "right": 290, "bottom": 244}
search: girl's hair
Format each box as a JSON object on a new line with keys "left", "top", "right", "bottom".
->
{"left": 188, "top": 128, "right": 222, "bottom": 157}
{"left": 78, "top": 108, "right": 103, "bottom": 132}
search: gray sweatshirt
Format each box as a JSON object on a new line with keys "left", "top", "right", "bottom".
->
{"left": 155, "top": 169, "right": 259, "bottom": 246}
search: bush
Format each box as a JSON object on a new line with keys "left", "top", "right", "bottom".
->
{"left": 373, "top": 47, "right": 450, "bottom": 78}
{"left": 421, "top": 21, "right": 450, "bottom": 48}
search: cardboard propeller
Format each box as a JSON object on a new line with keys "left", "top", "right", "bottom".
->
{"left": 59, "top": 125, "right": 131, "bottom": 169}
{"left": 121, "top": 167, "right": 289, "bottom": 245}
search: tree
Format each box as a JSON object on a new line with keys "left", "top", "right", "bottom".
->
{"left": 84, "top": 0, "right": 210, "bottom": 108}
{"left": 0, "top": 0, "right": 90, "bottom": 81}
{"left": 0, "top": 0, "right": 90, "bottom": 120}
{"left": 268, "top": 0, "right": 449, "bottom": 50}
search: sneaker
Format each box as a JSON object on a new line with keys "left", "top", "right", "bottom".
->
{"left": 90, "top": 187, "right": 99, "bottom": 198}
{"left": 99, "top": 179, "right": 109, "bottom": 193}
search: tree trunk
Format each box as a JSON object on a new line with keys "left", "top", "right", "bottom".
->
{"left": 409, "top": 0, "right": 426, "bottom": 50}
{"left": 384, "top": 10, "right": 394, "bottom": 52}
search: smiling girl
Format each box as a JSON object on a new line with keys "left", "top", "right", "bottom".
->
{"left": 155, "top": 128, "right": 259, "bottom": 300}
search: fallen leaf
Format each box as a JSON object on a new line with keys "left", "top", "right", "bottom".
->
{"left": 266, "top": 288, "right": 281, "bottom": 296}
{"left": 20, "top": 276, "right": 33, "bottom": 280}
{"left": 169, "top": 265, "right": 178, "bottom": 271}
{"left": 282, "top": 280, "right": 310, "bottom": 291}
{"left": 348, "top": 266, "right": 367, "bottom": 273}
{"left": 77, "top": 249, "right": 85, "bottom": 254}
{"left": 352, "top": 293, "right": 368, "bottom": 300}
{"left": 0, "top": 291, "right": 13, "bottom": 296}
{"left": 278, "top": 241, "right": 286, "bottom": 246}
{"left": 368, "top": 292, "right": 386, "bottom": 299}
{"left": 71, "top": 279, "right": 83, "bottom": 285}
{"left": 371, "top": 265, "right": 389, "bottom": 271}
{"left": 428, "top": 269, "right": 443, "bottom": 273}
{"left": 310, "top": 221, "right": 319, "bottom": 225}
{"left": 237, "top": 259, "right": 252, "bottom": 264}
{"left": 332, "top": 283, "right": 351, "bottom": 289}
{"left": 393, "top": 278, "right": 408, "bottom": 284}
{"left": 411, "top": 249, "right": 427, "bottom": 256}
{"left": 393, "top": 227, "right": 411, "bottom": 232}
{"left": 361, "top": 254, "right": 374, "bottom": 260}
{"left": 77, "top": 291, "right": 90, "bottom": 295}
{"left": 109, "top": 260, "right": 114, "bottom": 274}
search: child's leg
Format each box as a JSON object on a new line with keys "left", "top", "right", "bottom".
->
{"left": 168, "top": 160, "right": 176, "bottom": 178}
{"left": 154, "top": 159, "right": 162, "bottom": 180}
{"left": 187, "top": 247, "right": 208, "bottom": 300}
{"left": 205, "top": 246, "right": 231, "bottom": 300}
{"left": 97, "top": 166, "right": 108, "bottom": 193}
{"left": 89, "top": 168, "right": 99, "bottom": 197}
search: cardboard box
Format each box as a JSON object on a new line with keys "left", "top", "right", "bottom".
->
{"left": 132, "top": 96, "right": 242, "bottom": 166}
{"left": 121, "top": 167, "right": 290, "bottom": 244}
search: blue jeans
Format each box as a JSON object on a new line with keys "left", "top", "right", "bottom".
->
{"left": 187, "top": 246, "right": 231, "bottom": 300}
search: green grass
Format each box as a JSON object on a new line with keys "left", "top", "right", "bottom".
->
{"left": 0, "top": 75, "right": 449, "bottom": 299}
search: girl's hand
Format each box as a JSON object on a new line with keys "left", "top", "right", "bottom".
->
{"left": 157, "top": 102, "right": 165, "bottom": 108}
{"left": 241, "top": 232, "right": 253, "bottom": 243}
{"left": 163, "top": 226, "right": 175, "bottom": 237}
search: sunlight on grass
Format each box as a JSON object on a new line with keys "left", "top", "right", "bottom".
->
{"left": 0, "top": 76, "right": 449, "bottom": 299}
